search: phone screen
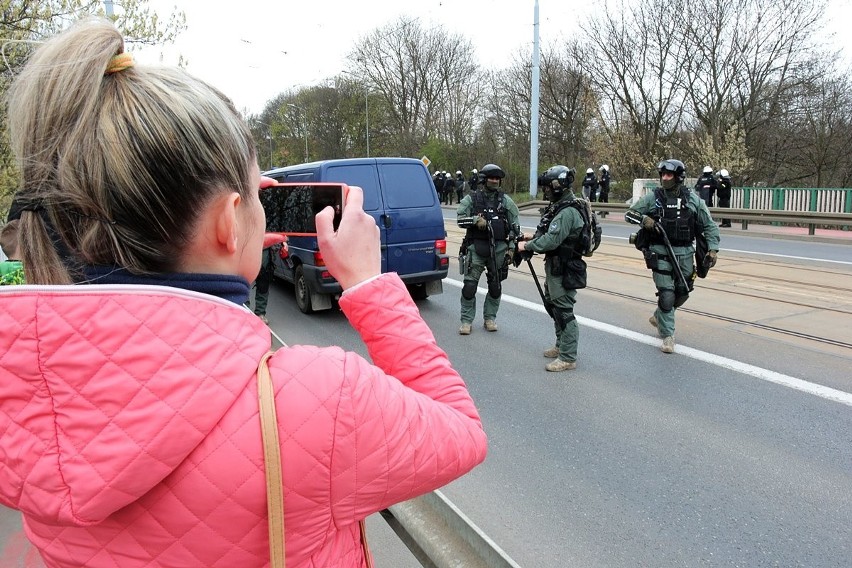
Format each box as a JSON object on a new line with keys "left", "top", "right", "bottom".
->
{"left": 260, "top": 182, "right": 346, "bottom": 236}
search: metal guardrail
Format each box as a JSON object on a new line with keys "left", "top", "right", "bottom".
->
{"left": 381, "top": 491, "right": 522, "bottom": 568}
{"left": 516, "top": 201, "right": 852, "bottom": 235}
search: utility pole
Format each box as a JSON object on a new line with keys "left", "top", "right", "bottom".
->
{"left": 529, "top": 0, "right": 541, "bottom": 198}
{"left": 366, "top": 90, "right": 370, "bottom": 158}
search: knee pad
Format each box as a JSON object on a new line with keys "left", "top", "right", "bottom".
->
{"left": 552, "top": 307, "right": 575, "bottom": 332}
{"left": 462, "top": 281, "right": 478, "bottom": 300}
{"left": 487, "top": 280, "right": 502, "bottom": 299}
{"left": 674, "top": 293, "right": 689, "bottom": 308}
{"left": 657, "top": 288, "right": 676, "bottom": 312}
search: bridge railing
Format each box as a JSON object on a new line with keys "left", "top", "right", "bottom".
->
{"left": 631, "top": 179, "right": 852, "bottom": 214}
{"left": 381, "top": 491, "right": 522, "bottom": 568}
{"left": 517, "top": 201, "right": 852, "bottom": 236}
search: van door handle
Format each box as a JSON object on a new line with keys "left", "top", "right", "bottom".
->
{"left": 381, "top": 214, "right": 392, "bottom": 228}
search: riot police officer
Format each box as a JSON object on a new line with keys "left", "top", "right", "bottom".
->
{"left": 468, "top": 168, "right": 480, "bottom": 193}
{"left": 518, "top": 165, "right": 586, "bottom": 372}
{"left": 457, "top": 163, "right": 520, "bottom": 334}
{"left": 625, "top": 159, "right": 720, "bottom": 353}
{"left": 455, "top": 170, "right": 465, "bottom": 204}
{"left": 597, "top": 164, "right": 611, "bottom": 203}
{"left": 695, "top": 165, "right": 718, "bottom": 207}
{"left": 581, "top": 168, "right": 598, "bottom": 201}
{"left": 716, "top": 169, "right": 732, "bottom": 227}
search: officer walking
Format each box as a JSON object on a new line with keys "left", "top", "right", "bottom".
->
{"left": 716, "top": 169, "right": 733, "bottom": 227}
{"left": 517, "top": 165, "right": 585, "bottom": 372}
{"left": 695, "top": 165, "right": 718, "bottom": 208}
{"left": 456, "top": 163, "right": 520, "bottom": 334}
{"left": 625, "top": 159, "right": 720, "bottom": 353}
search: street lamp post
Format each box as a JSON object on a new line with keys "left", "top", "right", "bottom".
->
{"left": 365, "top": 90, "right": 370, "bottom": 158}
{"left": 288, "top": 103, "right": 309, "bottom": 162}
{"left": 266, "top": 135, "right": 273, "bottom": 170}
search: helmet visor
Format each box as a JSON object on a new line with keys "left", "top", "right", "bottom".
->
{"left": 657, "top": 161, "right": 675, "bottom": 174}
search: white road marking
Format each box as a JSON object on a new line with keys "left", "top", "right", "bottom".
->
{"left": 443, "top": 278, "right": 852, "bottom": 408}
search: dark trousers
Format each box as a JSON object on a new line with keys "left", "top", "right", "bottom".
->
{"left": 253, "top": 249, "right": 274, "bottom": 315}
{"left": 718, "top": 193, "right": 731, "bottom": 226}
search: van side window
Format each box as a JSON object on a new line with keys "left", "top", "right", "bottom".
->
{"left": 381, "top": 164, "right": 436, "bottom": 208}
{"left": 282, "top": 172, "right": 315, "bottom": 182}
{"left": 325, "top": 165, "right": 381, "bottom": 211}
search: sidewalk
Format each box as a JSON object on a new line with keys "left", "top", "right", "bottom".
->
{"left": 710, "top": 221, "right": 852, "bottom": 244}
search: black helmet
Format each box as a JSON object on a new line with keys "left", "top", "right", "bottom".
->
{"left": 657, "top": 159, "right": 686, "bottom": 183}
{"left": 540, "top": 165, "right": 575, "bottom": 201}
{"left": 479, "top": 163, "right": 505, "bottom": 179}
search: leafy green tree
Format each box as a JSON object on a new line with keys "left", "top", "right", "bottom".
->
{"left": 0, "top": 0, "right": 185, "bottom": 217}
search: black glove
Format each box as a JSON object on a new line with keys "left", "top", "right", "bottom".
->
{"left": 642, "top": 215, "right": 657, "bottom": 231}
{"left": 705, "top": 250, "right": 718, "bottom": 268}
{"left": 512, "top": 248, "right": 524, "bottom": 268}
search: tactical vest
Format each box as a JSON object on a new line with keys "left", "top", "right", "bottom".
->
{"left": 541, "top": 198, "right": 589, "bottom": 290}
{"left": 541, "top": 199, "right": 581, "bottom": 260}
{"left": 467, "top": 189, "right": 510, "bottom": 242}
{"left": 654, "top": 187, "right": 695, "bottom": 246}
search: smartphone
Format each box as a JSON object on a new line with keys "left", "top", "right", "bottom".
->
{"left": 260, "top": 182, "right": 348, "bottom": 236}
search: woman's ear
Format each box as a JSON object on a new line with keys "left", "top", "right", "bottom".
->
{"left": 214, "top": 192, "right": 242, "bottom": 253}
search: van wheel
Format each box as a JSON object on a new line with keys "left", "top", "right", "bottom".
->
{"left": 294, "top": 266, "right": 313, "bottom": 314}
{"left": 407, "top": 283, "right": 428, "bottom": 301}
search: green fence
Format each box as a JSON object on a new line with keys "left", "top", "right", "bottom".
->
{"left": 737, "top": 187, "right": 852, "bottom": 214}
{"left": 636, "top": 180, "right": 852, "bottom": 214}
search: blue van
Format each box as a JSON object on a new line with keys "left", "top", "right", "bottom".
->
{"left": 263, "top": 158, "right": 449, "bottom": 313}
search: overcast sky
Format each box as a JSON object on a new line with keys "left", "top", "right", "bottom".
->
{"left": 136, "top": 0, "right": 852, "bottom": 116}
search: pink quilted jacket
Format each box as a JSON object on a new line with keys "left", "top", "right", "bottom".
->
{"left": 0, "top": 273, "right": 487, "bottom": 567}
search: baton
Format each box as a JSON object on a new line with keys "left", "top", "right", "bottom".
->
{"left": 525, "top": 256, "right": 555, "bottom": 320}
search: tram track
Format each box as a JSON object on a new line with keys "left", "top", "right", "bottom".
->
{"left": 443, "top": 228, "right": 852, "bottom": 352}
{"left": 582, "top": 284, "right": 852, "bottom": 350}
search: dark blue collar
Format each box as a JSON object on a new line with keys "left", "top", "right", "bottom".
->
{"left": 82, "top": 266, "right": 250, "bottom": 305}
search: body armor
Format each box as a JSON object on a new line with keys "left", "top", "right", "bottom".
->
{"left": 467, "top": 190, "right": 510, "bottom": 242}
{"left": 654, "top": 187, "right": 695, "bottom": 246}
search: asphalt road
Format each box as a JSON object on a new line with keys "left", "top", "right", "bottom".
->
{"left": 269, "top": 224, "right": 851, "bottom": 567}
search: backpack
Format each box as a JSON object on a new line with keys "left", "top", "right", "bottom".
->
{"left": 561, "top": 197, "right": 602, "bottom": 257}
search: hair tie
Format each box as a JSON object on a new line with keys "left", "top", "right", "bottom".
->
{"left": 105, "top": 52, "right": 133, "bottom": 75}
{"left": 16, "top": 197, "right": 44, "bottom": 214}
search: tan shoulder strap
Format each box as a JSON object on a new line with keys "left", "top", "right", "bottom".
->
{"left": 258, "top": 351, "right": 374, "bottom": 568}
{"left": 258, "top": 352, "right": 285, "bottom": 568}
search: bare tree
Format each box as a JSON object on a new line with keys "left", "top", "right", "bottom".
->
{"left": 680, "top": 0, "right": 831, "bottom": 182}
{"left": 576, "top": 0, "right": 691, "bottom": 179}
{"left": 348, "top": 17, "right": 479, "bottom": 156}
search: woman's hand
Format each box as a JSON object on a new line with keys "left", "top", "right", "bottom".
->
{"left": 316, "top": 186, "right": 381, "bottom": 290}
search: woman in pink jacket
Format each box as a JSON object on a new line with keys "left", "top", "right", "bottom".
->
{"left": 0, "top": 17, "right": 487, "bottom": 568}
